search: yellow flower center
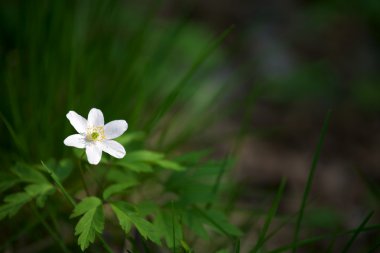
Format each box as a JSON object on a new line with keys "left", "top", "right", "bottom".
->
{"left": 86, "top": 126, "right": 105, "bottom": 142}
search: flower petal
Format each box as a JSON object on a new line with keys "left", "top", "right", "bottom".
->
{"left": 88, "top": 108, "right": 104, "bottom": 127}
{"left": 98, "top": 140, "right": 126, "bottom": 159}
{"left": 104, "top": 120, "right": 128, "bottom": 139}
{"left": 64, "top": 134, "right": 86, "bottom": 148}
{"left": 66, "top": 111, "right": 87, "bottom": 133}
{"left": 86, "top": 143, "right": 102, "bottom": 165}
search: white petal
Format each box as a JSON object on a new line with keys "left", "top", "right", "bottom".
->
{"left": 98, "top": 140, "right": 126, "bottom": 159}
{"left": 87, "top": 108, "right": 104, "bottom": 127}
{"left": 66, "top": 111, "right": 87, "bottom": 133}
{"left": 104, "top": 120, "right": 128, "bottom": 139}
{"left": 63, "top": 134, "right": 86, "bottom": 148}
{"left": 86, "top": 143, "right": 102, "bottom": 165}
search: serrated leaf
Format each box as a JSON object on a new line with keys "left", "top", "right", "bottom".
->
{"left": 71, "top": 197, "right": 104, "bottom": 251}
{"left": 11, "top": 163, "right": 48, "bottom": 184}
{"left": 111, "top": 202, "right": 160, "bottom": 244}
{"left": 154, "top": 209, "right": 183, "bottom": 249}
{"left": 25, "top": 183, "right": 54, "bottom": 197}
{"left": 0, "top": 173, "right": 19, "bottom": 193}
{"left": 182, "top": 210, "right": 209, "bottom": 239}
{"left": 76, "top": 207, "right": 104, "bottom": 251}
{"left": 25, "top": 183, "right": 55, "bottom": 207}
{"left": 155, "top": 159, "right": 185, "bottom": 171}
{"left": 180, "top": 183, "right": 215, "bottom": 204}
{"left": 0, "top": 192, "right": 31, "bottom": 220}
{"left": 71, "top": 197, "right": 102, "bottom": 218}
{"left": 198, "top": 209, "right": 242, "bottom": 237}
{"left": 103, "top": 182, "right": 137, "bottom": 200}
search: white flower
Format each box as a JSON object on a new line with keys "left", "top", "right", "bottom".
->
{"left": 64, "top": 108, "right": 128, "bottom": 165}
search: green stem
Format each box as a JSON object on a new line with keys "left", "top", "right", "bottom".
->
{"left": 292, "top": 110, "right": 332, "bottom": 252}
{"left": 42, "top": 161, "right": 76, "bottom": 207}
{"left": 78, "top": 152, "right": 90, "bottom": 196}
{"left": 42, "top": 161, "right": 115, "bottom": 253}
{"left": 31, "top": 204, "right": 70, "bottom": 253}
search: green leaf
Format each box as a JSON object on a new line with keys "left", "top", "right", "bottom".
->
{"left": 154, "top": 209, "right": 183, "bottom": 249}
{"left": 25, "top": 183, "right": 54, "bottom": 197}
{"left": 106, "top": 169, "right": 138, "bottom": 184}
{"left": 116, "top": 131, "right": 146, "bottom": 146}
{"left": 182, "top": 209, "right": 209, "bottom": 239}
{"left": 11, "top": 163, "right": 48, "bottom": 184}
{"left": 179, "top": 183, "right": 215, "bottom": 204}
{"left": 111, "top": 201, "right": 160, "bottom": 244}
{"left": 71, "top": 197, "right": 103, "bottom": 218}
{"left": 196, "top": 208, "right": 242, "bottom": 237}
{"left": 47, "top": 159, "right": 74, "bottom": 182}
{"left": 126, "top": 150, "right": 165, "bottom": 163}
{"left": 0, "top": 193, "right": 31, "bottom": 220}
{"left": 0, "top": 179, "right": 19, "bottom": 193}
{"left": 0, "top": 173, "right": 19, "bottom": 193}
{"left": 25, "top": 183, "right": 55, "bottom": 207}
{"left": 103, "top": 182, "right": 137, "bottom": 200}
{"left": 117, "top": 161, "right": 153, "bottom": 172}
{"left": 71, "top": 197, "right": 104, "bottom": 251}
{"left": 174, "top": 149, "right": 211, "bottom": 165}
{"left": 155, "top": 159, "right": 185, "bottom": 171}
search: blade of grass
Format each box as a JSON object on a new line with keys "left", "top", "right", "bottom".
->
{"left": 145, "top": 25, "right": 234, "bottom": 133}
{"left": 31, "top": 203, "right": 70, "bottom": 253}
{"left": 206, "top": 86, "right": 262, "bottom": 210}
{"left": 172, "top": 202, "right": 176, "bottom": 253}
{"left": 367, "top": 242, "right": 380, "bottom": 253}
{"left": 268, "top": 222, "right": 379, "bottom": 253}
{"left": 292, "top": 110, "right": 332, "bottom": 252}
{"left": 234, "top": 238, "right": 240, "bottom": 253}
{"left": 0, "top": 112, "right": 27, "bottom": 157}
{"left": 354, "top": 166, "right": 380, "bottom": 203}
{"left": 251, "top": 178, "right": 287, "bottom": 253}
{"left": 341, "top": 211, "right": 373, "bottom": 253}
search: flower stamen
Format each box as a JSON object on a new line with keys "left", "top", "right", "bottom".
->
{"left": 86, "top": 126, "right": 105, "bottom": 142}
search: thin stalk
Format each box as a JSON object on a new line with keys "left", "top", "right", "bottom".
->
{"left": 292, "top": 110, "right": 332, "bottom": 252}
{"left": 251, "top": 178, "right": 287, "bottom": 253}
{"left": 42, "top": 161, "right": 76, "bottom": 207}
{"left": 31, "top": 204, "right": 70, "bottom": 253}
{"left": 172, "top": 202, "right": 176, "bottom": 253}
{"left": 78, "top": 152, "right": 90, "bottom": 196}
{"left": 341, "top": 211, "right": 374, "bottom": 253}
{"left": 42, "top": 161, "right": 115, "bottom": 253}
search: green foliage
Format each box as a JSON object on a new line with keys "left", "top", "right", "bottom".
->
{"left": 111, "top": 201, "right": 160, "bottom": 244}
{"left": 1, "top": 0, "right": 377, "bottom": 252}
{"left": 154, "top": 208, "right": 184, "bottom": 250}
{"left": 0, "top": 163, "right": 55, "bottom": 221}
{"left": 116, "top": 150, "right": 185, "bottom": 173}
{"left": 0, "top": 193, "right": 31, "bottom": 220}
{"left": 103, "top": 182, "right": 137, "bottom": 200}
{"left": 71, "top": 197, "right": 105, "bottom": 251}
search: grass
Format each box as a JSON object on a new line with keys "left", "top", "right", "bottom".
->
{"left": 0, "top": 1, "right": 379, "bottom": 252}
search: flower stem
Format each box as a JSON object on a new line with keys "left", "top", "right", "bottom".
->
{"left": 42, "top": 161, "right": 115, "bottom": 253}
{"left": 78, "top": 152, "right": 90, "bottom": 196}
{"left": 30, "top": 203, "right": 70, "bottom": 253}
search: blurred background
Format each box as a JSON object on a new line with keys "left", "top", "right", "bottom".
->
{"left": 1, "top": 0, "right": 380, "bottom": 252}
